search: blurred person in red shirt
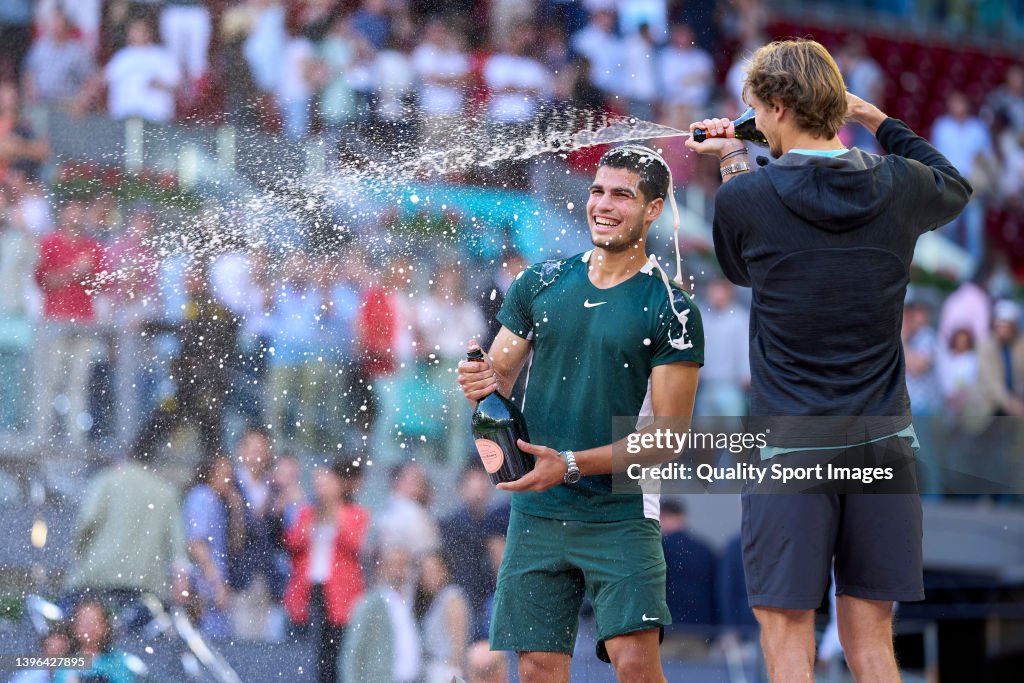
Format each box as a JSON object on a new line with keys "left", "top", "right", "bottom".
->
{"left": 284, "top": 457, "right": 369, "bottom": 683}
{"left": 33, "top": 197, "right": 106, "bottom": 446}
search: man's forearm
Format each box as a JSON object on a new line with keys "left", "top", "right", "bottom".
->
{"left": 574, "top": 416, "right": 697, "bottom": 477}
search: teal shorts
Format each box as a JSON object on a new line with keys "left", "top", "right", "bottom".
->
{"left": 489, "top": 508, "right": 670, "bottom": 657}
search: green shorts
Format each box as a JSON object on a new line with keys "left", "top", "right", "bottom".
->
{"left": 489, "top": 508, "right": 670, "bottom": 656}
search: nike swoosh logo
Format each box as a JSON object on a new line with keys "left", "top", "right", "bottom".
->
{"left": 642, "top": 614, "right": 660, "bottom": 622}
{"left": 583, "top": 299, "right": 607, "bottom": 308}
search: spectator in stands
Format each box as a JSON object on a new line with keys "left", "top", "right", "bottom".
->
{"left": 102, "top": 205, "right": 159, "bottom": 430}
{"left": 317, "top": 252, "right": 363, "bottom": 443}
{"left": 133, "top": 260, "right": 239, "bottom": 460}
{"left": 351, "top": 0, "right": 392, "bottom": 50}
{"left": 0, "top": 82, "right": 50, "bottom": 180}
{"left": 411, "top": 20, "right": 471, "bottom": 144}
{"left": 344, "top": 548, "right": 423, "bottom": 683}
{"left": 0, "top": 0, "right": 32, "bottom": 81}
{"left": 356, "top": 258, "right": 416, "bottom": 432}
{"left": 53, "top": 600, "right": 136, "bottom": 683}
{"left": 23, "top": 10, "right": 95, "bottom": 107}
{"left": 5, "top": 167, "right": 53, "bottom": 235}
{"left": 658, "top": 23, "right": 714, "bottom": 125}
{"left": 341, "top": 547, "right": 422, "bottom": 683}
{"left": 267, "top": 451, "right": 304, "bottom": 590}
{"left": 837, "top": 37, "right": 884, "bottom": 153}
{"left": 268, "top": 252, "right": 329, "bottom": 448}
{"left": 10, "top": 621, "right": 73, "bottom": 683}
{"left": 209, "top": 244, "right": 272, "bottom": 427}
{"left": 414, "top": 265, "right": 484, "bottom": 462}
{"left": 438, "top": 464, "right": 510, "bottom": 640}
{"left": 660, "top": 499, "right": 717, "bottom": 627}
{"left": 970, "top": 300, "right": 1024, "bottom": 418}
{"left": 538, "top": 22, "right": 571, "bottom": 73}
{"left": 159, "top": 0, "right": 212, "bottom": 86}
{"left": 0, "top": 183, "right": 37, "bottom": 431}
{"left": 33, "top": 198, "right": 105, "bottom": 446}
{"left": 232, "top": 425, "right": 285, "bottom": 641}
{"left": 284, "top": 457, "right": 369, "bottom": 683}
{"left": 215, "top": 2, "right": 264, "bottom": 130}
{"left": 695, "top": 277, "right": 749, "bottom": 418}
{"left": 414, "top": 551, "right": 471, "bottom": 683}
{"left": 903, "top": 294, "right": 944, "bottom": 490}
{"left": 478, "top": 250, "right": 528, "bottom": 347}
{"left": 903, "top": 296, "right": 943, "bottom": 416}
{"left": 317, "top": 13, "right": 363, "bottom": 154}
{"left": 63, "top": 445, "right": 188, "bottom": 606}
{"left": 242, "top": 0, "right": 288, "bottom": 98}
{"left": 183, "top": 455, "right": 247, "bottom": 639}
{"left": 939, "top": 275, "right": 992, "bottom": 350}
{"left": 372, "top": 461, "right": 440, "bottom": 560}
{"left": 276, "top": 26, "right": 317, "bottom": 140}
{"left": 985, "top": 64, "right": 1024, "bottom": 133}
{"left": 991, "top": 109, "right": 1024, "bottom": 207}
{"left": 931, "top": 90, "right": 994, "bottom": 263}
{"left": 621, "top": 22, "right": 660, "bottom": 121}
{"left": 483, "top": 25, "right": 553, "bottom": 187}
{"left": 570, "top": 9, "right": 622, "bottom": 99}
{"left": 366, "top": 33, "right": 418, "bottom": 152}
{"left": 484, "top": 25, "right": 552, "bottom": 127}
{"left": 89, "top": 18, "right": 181, "bottom": 124}
{"left": 464, "top": 640, "right": 509, "bottom": 683}
{"left": 937, "top": 327, "right": 979, "bottom": 416}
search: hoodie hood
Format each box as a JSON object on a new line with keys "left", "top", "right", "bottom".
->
{"left": 763, "top": 149, "right": 895, "bottom": 232}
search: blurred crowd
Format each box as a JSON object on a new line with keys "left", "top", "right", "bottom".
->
{"left": 1, "top": 0, "right": 1024, "bottom": 681}
{"left": 21, "top": 431, "right": 756, "bottom": 682}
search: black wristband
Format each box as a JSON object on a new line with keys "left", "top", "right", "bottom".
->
{"left": 720, "top": 149, "right": 749, "bottom": 163}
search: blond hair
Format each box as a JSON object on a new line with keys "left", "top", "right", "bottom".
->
{"left": 745, "top": 39, "right": 847, "bottom": 139}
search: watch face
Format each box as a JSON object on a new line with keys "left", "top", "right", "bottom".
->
{"left": 565, "top": 470, "right": 582, "bottom": 484}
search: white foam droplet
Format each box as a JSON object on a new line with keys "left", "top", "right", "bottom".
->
{"left": 643, "top": 338, "right": 651, "bottom": 346}
{"left": 410, "top": 194, "right": 420, "bottom": 204}
{"left": 566, "top": 202, "right": 574, "bottom": 210}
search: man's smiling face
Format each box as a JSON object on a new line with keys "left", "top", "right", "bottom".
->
{"left": 586, "top": 166, "right": 654, "bottom": 253}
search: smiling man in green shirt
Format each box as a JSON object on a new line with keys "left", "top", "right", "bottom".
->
{"left": 458, "top": 145, "right": 703, "bottom": 683}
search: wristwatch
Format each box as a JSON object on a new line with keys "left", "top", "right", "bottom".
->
{"left": 561, "top": 450, "right": 581, "bottom": 484}
{"left": 720, "top": 161, "right": 752, "bottom": 179}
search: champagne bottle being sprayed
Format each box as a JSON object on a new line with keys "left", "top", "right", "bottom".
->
{"left": 691, "top": 106, "right": 768, "bottom": 145}
{"left": 467, "top": 347, "right": 534, "bottom": 485}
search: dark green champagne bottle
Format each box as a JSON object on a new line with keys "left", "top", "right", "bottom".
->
{"left": 467, "top": 348, "right": 534, "bottom": 485}
{"left": 692, "top": 106, "right": 767, "bottom": 145}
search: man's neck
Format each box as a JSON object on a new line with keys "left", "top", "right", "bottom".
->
{"left": 587, "top": 246, "right": 648, "bottom": 288}
{"left": 781, "top": 129, "right": 845, "bottom": 154}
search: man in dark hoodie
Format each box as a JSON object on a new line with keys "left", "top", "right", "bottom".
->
{"left": 686, "top": 39, "right": 971, "bottom": 681}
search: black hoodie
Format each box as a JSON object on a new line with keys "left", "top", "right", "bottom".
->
{"left": 712, "top": 118, "right": 972, "bottom": 442}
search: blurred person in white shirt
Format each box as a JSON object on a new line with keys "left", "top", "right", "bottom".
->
{"left": 412, "top": 20, "right": 470, "bottom": 144}
{"left": 159, "top": 0, "right": 212, "bottom": 84}
{"left": 621, "top": 22, "right": 660, "bottom": 121}
{"left": 97, "top": 19, "right": 181, "bottom": 123}
{"left": 658, "top": 22, "right": 713, "bottom": 123}
{"left": 569, "top": 9, "right": 621, "bottom": 98}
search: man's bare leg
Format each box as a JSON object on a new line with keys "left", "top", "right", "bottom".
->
{"left": 603, "top": 628, "right": 667, "bottom": 683}
{"left": 753, "top": 606, "right": 816, "bottom": 681}
{"left": 835, "top": 596, "right": 901, "bottom": 683}
{"left": 518, "top": 651, "right": 571, "bottom": 683}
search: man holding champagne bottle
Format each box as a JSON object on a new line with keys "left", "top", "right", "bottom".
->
{"left": 457, "top": 145, "right": 703, "bottom": 683}
{"left": 685, "top": 39, "right": 971, "bottom": 681}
